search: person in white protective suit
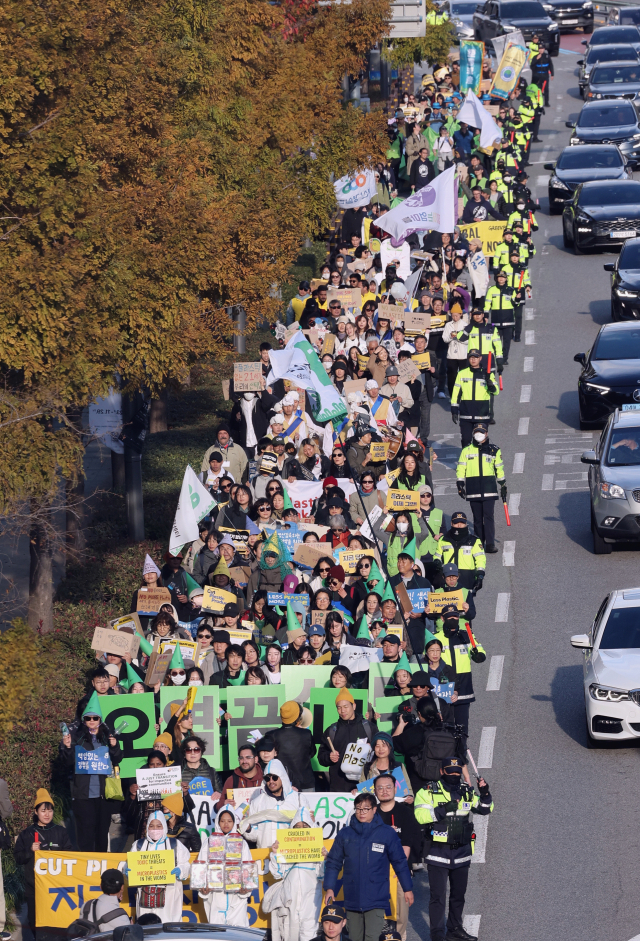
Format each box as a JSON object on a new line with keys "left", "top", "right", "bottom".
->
{"left": 262, "top": 806, "right": 327, "bottom": 941}
{"left": 199, "top": 804, "right": 253, "bottom": 927}
{"left": 240, "top": 759, "right": 299, "bottom": 853}
{"left": 129, "top": 810, "right": 191, "bottom": 922}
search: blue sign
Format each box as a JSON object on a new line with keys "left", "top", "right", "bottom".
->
{"left": 75, "top": 746, "right": 113, "bottom": 775}
{"left": 264, "top": 525, "right": 304, "bottom": 556}
{"left": 188, "top": 775, "right": 213, "bottom": 796}
{"left": 357, "top": 766, "right": 411, "bottom": 798}
{"left": 267, "top": 592, "right": 309, "bottom": 608}
{"left": 430, "top": 677, "right": 455, "bottom": 703}
{"left": 406, "top": 589, "right": 430, "bottom": 612}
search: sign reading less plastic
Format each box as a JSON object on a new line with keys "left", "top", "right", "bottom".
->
{"left": 126, "top": 849, "right": 175, "bottom": 887}
{"left": 427, "top": 590, "right": 465, "bottom": 613}
{"left": 276, "top": 828, "right": 324, "bottom": 864}
{"left": 385, "top": 490, "right": 420, "bottom": 512}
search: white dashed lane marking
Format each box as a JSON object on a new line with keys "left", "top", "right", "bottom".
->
{"left": 503, "top": 541, "right": 516, "bottom": 566}
{"left": 520, "top": 385, "right": 531, "bottom": 403}
{"left": 518, "top": 417, "right": 530, "bottom": 435}
{"left": 478, "top": 727, "right": 497, "bottom": 768}
{"left": 512, "top": 452, "right": 525, "bottom": 473}
{"left": 495, "top": 592, "right": 510, "bottom": 622}
{"left": 508, "top": 492, "right": 521, "bottom": 516}
{"left": 486, "top": 656, "right": 505, "bottom": 691}
{"left": 525, "top": 330, "right": 536, "bottom": 345}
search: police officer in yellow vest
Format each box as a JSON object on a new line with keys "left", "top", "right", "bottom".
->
{"left": 437, "top": 511, "right": 486, "bottom": 592}
{"left": 456, "top": 424, "right": 506, "bottom": 554}
{"left": 484, "top": 271, "right": 516, "bottom": 365}
{"left": 426, "top": 7, "right": 449, "bottom": 23}
{"left": 456, "top": 308, "right": 503, "bottom": 375}
{"left": 431, "top": 563, "right": 476, "bottom": 622}
{"left": 503, "top": 247, "right": 532, "bottom": 343}
{"left": 450, "top": 349, "right": 499, "bottom": 448}
{"left": 431, "top": 603, "right": 486, "bottom": 733}
{"left": 415, "top": 758, "right": 493, "bottom": 941}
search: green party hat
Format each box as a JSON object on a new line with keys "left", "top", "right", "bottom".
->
{"left": 394, "top": 652, "right": 412, "bottom": 674}
{"left": 286, "top": 602, "right": 300, "bottom": 634}
{"left": 185, "top": 572, "right": 202, "bottom": 598}
{"left": 380, "top": 581, "right": 397, "bottom": 605}
{"left": 282, "top": 489, "right": 294, "bottom": 511}
{"left": 377, "top": 627, "right": 387, "bottom": 640}
{"left": 169, "top": 644, "right": 185, "bottom": 670}
{"left": 424, "top": 627, "right": 437, "bottom": 648}
{"left": 399, "top": 538, "right": 416, "bottom": 561}
{"left": 372, "top": 580, "right": 385, "bottom": 599}
{"left": 367, "top": 560, "right": 384, "bottom": 585}
{"left": 124, "top": 662, "right": 144, "bottom": 689}
{"left": 356, "top": 616, "right": 370, "bottom": 640}
{"left": 82, "top": 690, "right": 103, "bottom": 718}
{"left": 137, "top": 633, "right": 154, "bottom": 657}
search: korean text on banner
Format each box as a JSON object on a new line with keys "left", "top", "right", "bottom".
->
{"left": 169, "top": 465, "right": 217, "bottom": 556}
{"left": 377, "top": 166, "right": 457, "bottom": 241}
{"left": 459, "top": 41, "right": 484, "bottom": 96}
{"left": 457, "top": 221, "right": 505, "bottom": 257}
{"left": 233, "top": 363, "right": 262, "bottom": 392}
{"left": 334, "top": 170, "right": 377, "bottom": 209}
{"left": 75, "top": 747, "right": 112, "bottom": 775}
{"left": 126, "top": 849, "right": 175, "bottom": 887}
{"left": 276, "top": 828, "right": 324, "bottom": 864}
{"left": 490, "top": 43, "right": 528, "bottom": 101}
{"left": 89, "top": 391, "right": 123, "bottom": 455}
{"left": 135, "top": 766, "right": 182, "bottom": 801}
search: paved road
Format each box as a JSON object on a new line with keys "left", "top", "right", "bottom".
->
{"left": 407, "top": 48, "right": 640, "bottom": 941}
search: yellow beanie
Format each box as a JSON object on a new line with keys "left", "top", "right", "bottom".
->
{"left": 335, "top": 688, "right": 355, "bottom": 704}
{"left": 154, "top": 732, "right": 173, "bottom": 750}
{"left": 280, "top": 701, "right": 301, "bottom": 725}
{"left": 162, "top": 793, "right": 184, "bottom": 817}
{"left": 34, "top": 788, "right": 53, "bottom": 808}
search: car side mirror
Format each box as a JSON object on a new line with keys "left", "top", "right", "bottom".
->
{"left": 544, "top": 162, "right": 555, "bottom": 170}
{"left": 570, "top": 633, "right": 592, "bottom": 649}
{"left": 565, "top": 121, "right": 576, "bottom": 128}
{"left": 581, "top": 450, "right": 598, "bottom": 465}
{"left": 603, "top": 262, "right": 615, "bottom": 271}
{"left": 574, "top": 352, "right": 586, "bottom": 365}
{"left": 581, "top": 38, "right": 588, "bottom": 44}
{"left": 577, "top": 59, "right": 584, "bottom": 65}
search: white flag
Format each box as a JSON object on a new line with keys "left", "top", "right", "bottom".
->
{"left": 377, "top": 166, "right": 457, "bottom": 242}
{"left": 169, "top": 465, "right": 217, "bottom": 555}
{"left": 334, "top": 170, "right": 377, "bottom": 209}
{"left": 457, "top": 89, "right": 503, "bottom": 150}
{"left": 267, "top": 331, "right": 347, "bottom": 424}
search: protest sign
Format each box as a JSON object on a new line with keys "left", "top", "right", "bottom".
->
{"left": 218, "top": 528, "right": 251, "bottom": 554}
{"left": 374, "top": 694, "right": 412, "bottom": 734}
{"left": 369, "top": 662, "right": 403, "bottom": 702}
{"left": 144, "top": 648, "right": 173, "bottom": 688}
{"left": 310, "top": 609, "right": 327, "bottom": 628}
{"left": 394, "top": 582, "right": 414, "bottom": 616}
{"left": 300, "top": 794, "right": 354, "bottom": 839}
{"left": 431, "top": 677, "right": 456, "bottom": 703}
{"left": 385, "top": 490, "right": 420, "bottom": 512}
{"left": 201, "top": 586, "right": 239, "bottom": 613}
{"left": 457, "top": 221, "right": 505, "bottom": 257}
{"left": 327, "top": 288, "right": 360, "bottom": 308}
{"left": 359, "top": 504, "right": 383, "bottom": 543}
{"left": 398, "top": 359, "right": 420, "bottom": 384}
{"left": 267, "top": 591, "right": 309, "bottom": 608}
{"left": 403, "top": 312, "right": 431, "bottom": 334}
{"left": 226, "top": 686, "right": 286, "bottom": 766}
{"left": 406, "top": 587, "right": 431, "bottom": 612}
{"left": 321, "top": 333, "right": 336, "bottom": 356}
{"left": 127, "top": 849, "right": 175, "bottom": 887}
{"left": 377, "top": 303, "right": 403, "bottom": 321}
{"left": 357, "top": 353, "right": 370, "bottom": 372}
{"left": 343, "top": 378, "right": 367, "bottom": 396}
{"left": 135, "top": 766, "right": 182, "bottom": 801}
{"left": 370, "top": 442, "right": 390, "bottom": 462}
{"left": 264, "top": 525, "right": 304, "bottom": 556}
{"left": 276, "top": 828, "right": 324, "bottom": 864}
{"left": 293, "top": 542, "right": 331, "bottom": 568}
{"left": 90, "top": 627, "right": 140, "bottom": 660}
{"left": 169, "top": 465, "right": 217, "bottom": 556}
{"left": 411, "top": 351, "right": 432, "bottom": 370}
{"left": 233, "top": 363, "right": 262, "bottom": 392}
{"left": 284, "top": 479, "right": 323, "bottom": 519}
{"left": 339, "top": 645, "right": 382, "bottom": 675}
{"left": 384, "top": 467, "right": 401, "bottom": 486}
{"left": 188, "top": 776, "right": 214, "bottom": 797}
{"left": 337, "top": 547, "right": 374, "bottom": 575}
{"left": 109, "top": 613, "right": 142, "bottom": 633}
{"left": 101, "top": 693, "right": 158, "bottom": 777}
{"left": 309, "top": 687, "right": 369, "bottom": 771}
{"left": 229, "top": 565, "right": 251, "bottom": 586}
{"left": 159, "top": 687, "right": 221, "bottom": 769}
{"left": 230, "top": 786, "right": 262, "bottom": 803}
{"left": 427, "top": 589, "right": 465, "bottom": 613}
{"left": 136, "top": 586, "right": 172, "bottom": 616}
{"left": 89, "top": 391, "right": 123, "bottom": 454}
{"left": 280, "top": 665, "right": 333, "bottom": 704}
{"left": 74, "top": 747, "right": 112, "bottom": 775}
{"left": 159, "top": 639, "right": 198, "bottom": 663}
{"left": 226, "top": 629, "right": 253, "bottom": 644}
{"left": 357, "top": 766, "right": 411, "bottom": 798}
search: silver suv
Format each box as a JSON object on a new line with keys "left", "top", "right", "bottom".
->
{"left": 582, "top": 406, "right": 640, "bottom": 553}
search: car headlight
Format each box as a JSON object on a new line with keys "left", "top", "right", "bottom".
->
{"left": 616, "top": 287, "right": 639, "bottom": 298}
{"left": 549, "top": 22, "right": 559, "bottom": 29}
{"left": 576, "top": 213, "right": 592, "bottom": 224}
{"left": 543, "top": 3, "right": 554, "bottom": 9}
{"left": 571, "top": 136, "right": 582, "bottom": 144}
{"left": 589, "top": 683, "right": 630, "bottom": 702}
{"left": 584, "top": 381, "right": 610, "bottom": 394}
{"left": 551, "top": 176, "right": 569, "bottom": 190}
{"left": 583, "top": 1, "right": 593, "bottom": 8}
{"left": 600, "top": 481, "right": 626, "bottom": 499}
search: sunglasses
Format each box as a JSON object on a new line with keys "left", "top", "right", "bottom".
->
{"left": 258, "top": 505, "right": 271, "bottom": 512}
{"left": 300, "top": 657, "right": 314, "bottom": 663}
{"left": 83, "top": 716, "right": 100, "bottom": 722}
{"left": 328, "top": 578, "right": 341, "bottom": 585}
{"left": 221, "top": 483, "right": 232, "bottom": 490}
{"left": 319, "top": 566, "right": 331, "bottom": 573}
{"left": 171, "top": 670, "right": 186, "bottom": 677}
{"left": 197, "top": 633, "right": 213, "bottom": 639}
{"left": 185, "top": 746, "right": 202, "bottom": 754}
{"left": 264, "top": 774, "right": 280, "bottom": 783}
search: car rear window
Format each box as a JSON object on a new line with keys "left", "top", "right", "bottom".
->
{"left": 592, "top": 64, "right": 640, "bottom": 83}
{"left": 591, "top": 26, "right": 640, "bottom": 43}
{"left": 499, "top": 1, "right": 546, "bottom": 14}
{"left": 587, "top": 45, "right": 640, "bottom": 63}
{"left": 599, "top": 607, "right": 640, "bottom": 647}
{"left": 607, "top": 428, "right": 640, "bottom": 465}
{"left": 593, "top": 327, "right": 640, "bottom": 359}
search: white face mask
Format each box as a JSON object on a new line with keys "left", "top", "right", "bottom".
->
{"left": 243, "top": 392, "right": 254, "bottom": 401}
{"left": 517, "top": 203, "right": 525, "bottom": 210}
{"left": 397, "top": 521, "right": 409, "bottom": 533}
{"left": 324, "top": 363, "right": 332, "bottom": 373}
{"left": 189, "top": 679, "right": 203, "bottom": 686}
{"left": 172, "top": 675, "right": 186, "bottom": 685}
{"left": 473, "top": 433, "right": 486, "bottom": 443}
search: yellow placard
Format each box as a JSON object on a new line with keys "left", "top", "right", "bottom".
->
{"left": 276, "top": 828, "right": 325, "bottom": 864}
{"left": 385, "top": 490, "right": 420, "bottom": 512}
{"left": 159, "top": 639, "right": 198, "bottom": 662}
{"left": 457, "top": 221, "right": 506, "bottom": 257}
{"left": 370, "top": 442, "right": 390, "bottom": 461}
{"left": 385, "top": 467, "right": 401, "bottom": 485}
{"left": 337, "top": 547, "right": 375, "bottom": 575}
{"left": 385, "top": 624, "right": 404, "bottom": 640}
{"left": 427, "top": 590, "right": 465, "bottom": 613}
{"left": 357, "top": 353, "right": 370, "bottom": 372}
{"left": 201, "top": 586, "right": 238, "bottom": 612}
{"left": 412, "top": 352, "right": 432, "bottom": 370}
{"left": 126, "top": 849, "right": 175, "bottom": 887}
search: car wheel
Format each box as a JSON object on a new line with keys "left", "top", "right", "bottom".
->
{"left": 573, "top": 226, "right": 583, "bottom": 254}
{"left": 550, "top": 43, "right": 559, "bottom": 57}
{"left": 563, "top": 218, "right": 573, "bottom": 247}
{"left": 549, "top": 197, "right": 560, "bottom": 216}
{"left": 583, "top": 22, "right": 593, "bottom": 33}
{"left": 591, "top": 508, "right": 612, "bottom": 554}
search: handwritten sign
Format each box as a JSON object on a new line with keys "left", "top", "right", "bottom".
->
{"left": 75, "top": 746, "right": 112, "bottom": 775}
{"left": 430, "top": 677, "right": 455, "bottom": 703}
{"left": 377, "top": 302, "right": 403, "bottom": 320}
{"left": 90, "top": 627, "right": 140, "bottom": 659}
{"left": 327, "top": 288, "right": 360, "bottom": 308}
{"left": 276, "top": 828, "right": 324, "bottom": 864}
{"left": 310, "top": 610, "right": 328, "bottom": 628}
{"left": 126, "top": 849, "right": 175, "bottom": 887}
{"left": 357, "top": 766, "right": 411, "bottom": 798}
{"left": 343, "top": 378, "right": 367, "bottom": 396}
{"left": 202, "top": 586, "right": 239, "bottom": 613}
{"left": 385, "top": 490, "right": 420, "bottom": 512}
{"left": 135, "top": 766, "right": 182, "bottom": 801}
{"left": 136, "top": 587, "right": 172, "bottom": 616}
{"left": 406, "top": 588, "right": 431, "bottom": 612}
{"left": 321, "top": 333, "right": 336, "bottom": 356}
{"left": 292, "top": 543, "right": 329, "bottom": 570}
{"left": 370, "top": 442, "right": 390, "bottom": 462}
{"left": 229, "top": 786, "right": 262, "bottom": 803}
{"left": 267, "top": 592, "right": 309, "bottom": 608}
{"left": 403, "top": 312, "right": 431, "bottom": 334}
{"left": 233, "top": 363, "right": 263, "bottom": 392}
{"left": 357, "top": 354, "right": 370, "bottom": 372}
{"left": 398, "top": 359, "right": 420, "bottom": 384}
{"left": 109, "top": 613, "right": 142, "bottom": 633}
{"left": 144, "top": 649, "right": 173, "bottom": 687}
{"left": 427, "top": 590, "right": 465, "bottom": 614}
{"left": 337, "top": 548, "right": 375, "bottom": 575}
{"left": 412, "top": 352, "right": 432, "bottom": 370}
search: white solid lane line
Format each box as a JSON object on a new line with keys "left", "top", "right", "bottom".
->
{"left": 524, "top": 356, "right": 534, "bottom": 372}
{"left": 512, "top": 452, "right": 525, "bottom": 474}
{"left": 520, "top": 385, "right": 531, "bottom": 403}
{"left": 495, "top": 592, "right": 510, "bottom": 622}
{"left": 518, "top": 417, "right": 530, "bottom": 435}
{"left": 486, "top": 655, "right": 505, "bottom": 691}
{"left": 508, "top": 493, "right": 521, "bottom": 516}
{"left": 478, "top": 727, "right": 497, "bottom": 768}
{"left": 503, "top": 540, "right": 516, "bottom": 566}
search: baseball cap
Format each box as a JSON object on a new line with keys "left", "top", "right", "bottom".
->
{"left": 467, "top": 348, "right": 481, "bottom": 358}
{"left": 451, "top": 511, "right": 468, "bottom": 523}
{"left": 321, "top": 905, "right": 347, "bottom": 923}
{"left": 442, "top": 563, "right": 459, "bottom": 577}
{"left": 307, "top": 624, "right": 326, "bottom": 637}
{"left": 382, "top": 634, "right": 401, "bottom": 646}
{"left": 272, "top": 435, "right": 285, "bottom": 446}
{"left": 223, "top": 603, "right": 238, "bottom": 618}
{"left": 379, "top": 931, "right": 402, "bottom": 941}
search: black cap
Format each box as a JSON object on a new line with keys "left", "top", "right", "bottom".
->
{"left": 273, "top": 435, "right": 285, "bottom": 446}
{"left": 213, "top": 629, "right": 231, "bottom": 644}
{"left": 382, "top": 634, "right": 401, "bottom": 646}
{"left": 451, "top": 511, "right": 467, "bottom": 523}
{"left": 409, "top": 670, "right": 431, "bottom": 688}
{"left": 223, "top": 603, "right": 238, "bottom": 618}
{"left": 467, "top": 348, "right": 481, "bottom": 358}
{"left": 379, "top": 931, "right": 402, "bottom": 941}
{"left": 101, "top": 868, "right": 124, "bottom": 894}
{"left": 321, "top": 905, "right": 347, "bottom": 923}
{"left": 440, "top": 603, "right": 459, "bottom": 618}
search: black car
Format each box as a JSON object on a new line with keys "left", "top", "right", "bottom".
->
{"left": 586, "top": 61, "right": 640, "bottom": 101}
{"left": 473, "top": 0, "right": 560, "bottom": 54}
{"left": 577, "top": 44, "right": 640, "bottom": 95}
{"left": 545, "top": 144, "right": 628, "bottom": 212}
{"left": 575, "top": 322, "right": 640, "bottom": 426}
{"left": 542, "top": 0, "right": 593, "bottom": 33}
{"left": 563, "top": 179, "right": 640, "bottom": 252}
{"left": 565, "top": 99, "right": 640, "bottom": 164}
{"left": 605, "top": 237, "right": 640, "bottom": 319}
{"left": 582, "top": 24, "right": 640, "bottom": 51}
{"left": 608, "top": 5, "right": 640, "bottom": 25}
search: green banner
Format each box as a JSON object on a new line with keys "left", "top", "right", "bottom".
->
{"left": 308, "top": 687, "right": 369, "bottom": 771}
{"left": 101, "top": 693, "right": 157, "bottom": 777}
{"left": 374, "top": 694, "right": 412, "bottom": 734}
{"left": 280, "top": 666, "right": 333, "bottom": 704}
{"left": 226, "top": 686, "right": 286, "bottom": 767}
{"left": 158, "top": 687, "right": 221, "bottom": 770}
{"left": 368, "top": 662, "right": 418, "bottom": 703}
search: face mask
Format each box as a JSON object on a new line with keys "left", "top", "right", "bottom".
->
{"left": 473, "top": 433, "right": 486, "bottom": 443}
{"left": 324, "top": 363, "right": 331, "bottom": 373}
{"left": 517, "top": 203, "right": 525, "bottom": 210}
{"left": 189, "top": 679, "right": 203, "bottom": 686}
{"left": 171, "top": 675, "right": 186, "bottom": 685}
{"left": 243, "top": 393, "right": 254, "bottom": 401}
{"left": 397, "top": 522, "right": 409, "bottom": 534}
{"left": 441, "top": 773, "right": 462, "bottom": 789}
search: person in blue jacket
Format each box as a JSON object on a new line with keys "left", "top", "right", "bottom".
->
{"left": 323, "top": 790, "right": 414, "bottom": 941}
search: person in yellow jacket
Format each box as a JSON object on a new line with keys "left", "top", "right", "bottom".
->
{"left": 456, "top": 424, "right": 505, "bottom": 553}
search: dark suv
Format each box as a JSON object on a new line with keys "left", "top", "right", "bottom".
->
{"left": 473, "top": 0, "right": 560, "bottom": 54}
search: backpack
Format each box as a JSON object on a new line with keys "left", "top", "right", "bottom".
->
{"left": 413, "top": 727, "right": 457, "bottom": 783}
{"left": 67, "top": 899, "right": 126, "bottom": 939}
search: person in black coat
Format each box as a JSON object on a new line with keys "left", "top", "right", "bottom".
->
{"left": 270, "top": 702, "right": 317, "bottom": 791}
{"left": 229, "top": 387, "right": 279, "bottom": 453}
{"left": 318, "top": 690, "right": 376, "bottom": 792}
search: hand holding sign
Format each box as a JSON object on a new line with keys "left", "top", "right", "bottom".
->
{"left": 430, "top": 677, "right": 456, "bottom": 703}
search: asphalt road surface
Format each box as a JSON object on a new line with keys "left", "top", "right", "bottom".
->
{"left": 406, "top": 46, "right": 640, "bottom": 941}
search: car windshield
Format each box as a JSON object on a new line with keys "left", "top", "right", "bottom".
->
{"left": 557, "top": 148, "right": 623, "bottom": 169}
{"left": 590, "top": 27, "right": 640, "bottom": 44}
{"left": 599, "top": 607, "right": 640, "bottom": 648}
{"left": 592, "top": 64, "right": 640, "bottom": 83}
{"left": 499, "top": 1, "right": 546, "bottom": 15}
{"left": 593, "top": 327, "right": 640, "bottom": 359}
{"left": 452, "top": 2, "right": 478, "bottom": 12}
{"left": 587, "top": 45, "right": 639, "bottom": 63}
{"left": 621, "top": 9, "right": 640, "bottom": 23}
{"left": 577, "top": 104, "right": 637, "bottom": 126}
{"left": 606, "top": 428, "right": 640, "bottom": 465}
{"left": 620, "top": 242, "right": 640, "bottom": 267}
{"left": 579, "top": 181, "right": 640, "bottom": 204}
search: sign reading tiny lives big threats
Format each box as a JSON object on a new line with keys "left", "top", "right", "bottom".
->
{"left": 126, "top": 849, "right": 175, "bottom": 887}
{"left": 233, "top": 363, "right": 263, "bottom": 392}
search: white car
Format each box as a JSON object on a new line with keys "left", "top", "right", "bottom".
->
{"left": 571, "top": 587, "right": 640, "bottom": 742}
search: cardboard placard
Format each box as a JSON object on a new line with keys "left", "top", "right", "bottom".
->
{"left": 412, "top": 352, "right": 432, "bottom": 370}
{"left": 302, "top": 328, "right": 321, "bottom": 346}
{"left": 385, "top": 490, "right": 420, "bottom": 512}
{"left": 201, "top": 586, "right": 239, "bottom": 613}
{"left": 377, "top": 302, "right": 403, "bottom": 320}
{"left": 136, "top": 587, "right": 172, "bottom": 616}
{"left": 126, "top": 849, "right": 175, "bottom": 887}
{"left": 135, "top": 766, "right": 182, "bottom": 801}
{"left": 370, "top": 442, "right": 390, "bottom": 462}
{"left": 427, "top": 589, "right": 465, "bottom": 613}
{"left": 310, "top": 610, "right": 328, "bottom": 628}
{"left": 229, "top": 565, "right": 251, "bottom": 586}
{"left": 343, "top": 378, "right": 367, "bottom": 396}
{"left": 159, "top": 639, "right": 198, "bottom": 663}
{"left": 403, "top": 312, "right": 431, "bottom": 334}
{"left": 91, "top": 626, "right": 141, "bottom": 659}
{"left": 321, "top": 333, "right": 336, "bottom": 356}
{"left": 398, "top": 359, "right": 420, "bottom": 384}
{"left": 337, "top": 547, "right": 375, "bottom": 575}
{"left": 369, "top": 237, "right": 381, "bottom": 253}
{"left": 293, "top": 542, "right": 333, "bottom": 568}
{"left": 109, "top": 613, "right": 142, "bottom": 633}
{"left": 327, "top": 288, "right": 359, "bottom": 308}
{"left": 393, "top": 582, "right": 414, "bottom": 616}
{"left": 276, "top": 828, "right": 324, "bottom": 864}
{"left": 144, "top": 648, "right": 173, "bottom": 687}
{"left": 234, "top": 363, "right": 263, "bottom": 392}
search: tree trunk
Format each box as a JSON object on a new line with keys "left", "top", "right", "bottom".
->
{"left": 111, "top": 449, "right": 126, "bottom": 491}
{"left": 149, "top": 388, "right": 168, "bottom": 433}
{"left": 65, "top": 406, "right": 86, "bottom": 562}
{"left": 28, "top": 503, "right": 53, "bottom": 633}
